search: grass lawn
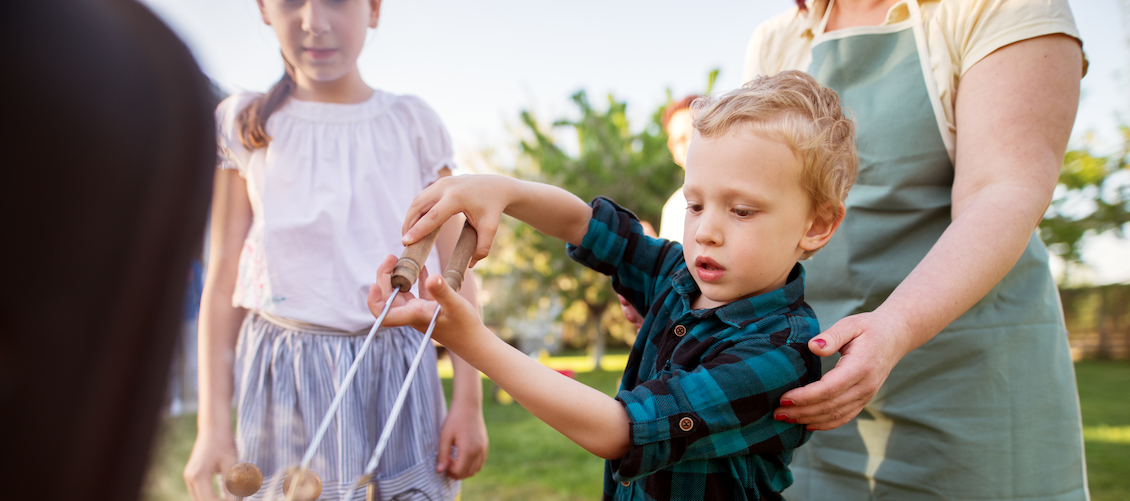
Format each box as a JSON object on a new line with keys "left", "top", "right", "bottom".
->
{"left": 1075, "top": 360, "right": 1130, "bottom": 501}
{"left": 143, "top": 360, "right": 1129, "bottom": 500}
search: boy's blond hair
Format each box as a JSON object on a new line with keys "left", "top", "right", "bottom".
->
{"left": 691, "top": 70, "right": 858, "bottom": 258}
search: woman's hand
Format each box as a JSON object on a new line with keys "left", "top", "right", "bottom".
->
{"left": 436, "top": 397, "right": 489, "bottom": 479}
{"left": 772, "top": 311, "right": 912, "bottom": 430}
{"left": 773, "top": 34, "right": 1082, "bottom": 431}
{"left": 184, "top": 430, "right": 238, "bottom": 501}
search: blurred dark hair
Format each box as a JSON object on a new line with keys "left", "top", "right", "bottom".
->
{"left": 1, "top": 0, "right": 214, "bottom": 498}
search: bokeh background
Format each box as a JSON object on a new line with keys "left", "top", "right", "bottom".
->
{"left": 138, "top": 1, "right": 1129, "bottom": 500}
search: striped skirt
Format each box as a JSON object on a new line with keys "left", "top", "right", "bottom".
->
{"left": 234, "top": 311, "right": 458, "bottom": 501}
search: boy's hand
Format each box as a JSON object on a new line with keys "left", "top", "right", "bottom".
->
{"left": 366, "top": 255, "right": 431, "bottom": 330}
{"left": 367, "top": 255, "right": 486, "bottom": 349}
{"left": 402, "top": 175, "right": 515, "bottom": 268}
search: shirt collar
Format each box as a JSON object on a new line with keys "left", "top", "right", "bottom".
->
{"left": 672, "top": 263, "right": 807, "bottom": 328}
{"left": 802, "top": 0, "right": 917, "bottom": 38}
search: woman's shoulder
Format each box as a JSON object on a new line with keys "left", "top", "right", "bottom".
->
{"left": 743, "top": 5, "right": 816, "bottom": 80}
{"left": 924, "top": 0, "right": 1080, "bottom": 78}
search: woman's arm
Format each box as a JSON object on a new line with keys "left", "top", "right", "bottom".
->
{"left": 774, "top": 34, "right": 1082, "bottom": 430}
{"left": 430, "top": 168, "right": 489, "bottom": 479}
{"left": 184, "top": 169, "right": 254, "bottom": 500}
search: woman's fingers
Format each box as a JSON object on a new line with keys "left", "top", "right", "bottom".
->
{"left": 772, "top": 312, "right": 906, "bottom": 430}
{"left": 807, "top": 313, "right": 866, "bottom": 356}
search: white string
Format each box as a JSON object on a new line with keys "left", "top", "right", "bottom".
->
{"left": 299, "top": 293, "right": 398, "bottom": 469}
{"left": 340, "top": 305, "right": 443, "bottom": 501}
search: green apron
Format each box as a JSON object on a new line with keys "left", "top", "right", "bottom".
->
{"left": 785, "top": 1, "right": 1089, "bottom": 499}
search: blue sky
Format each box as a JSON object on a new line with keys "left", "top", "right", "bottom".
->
{"left": 140, "top": 0, "right": 1129, "bottom": 283}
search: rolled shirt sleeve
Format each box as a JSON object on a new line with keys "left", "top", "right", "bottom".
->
{"left": 567, "top": 197, "right": 684, "bottom": 321}
{"left": 614, "top": 321, "right": 816, "bottom": 479}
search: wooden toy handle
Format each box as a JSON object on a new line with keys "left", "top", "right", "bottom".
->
{"left": 391, "top": 226, "right": 442, "bottom": 292}
{"left": 442, "top": 221, "right": 478, "bottom": 292}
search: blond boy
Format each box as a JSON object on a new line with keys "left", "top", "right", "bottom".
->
{"left": 371, "top": 70, "right": 858, "bottom": 500}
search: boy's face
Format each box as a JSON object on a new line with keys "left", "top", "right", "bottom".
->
{"left": 682, "top": 129, "right": 821, "bottom": 309}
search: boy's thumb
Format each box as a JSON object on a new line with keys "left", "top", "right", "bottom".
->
{"left": 424, "top": 274, "right": 456, "bottom": 303}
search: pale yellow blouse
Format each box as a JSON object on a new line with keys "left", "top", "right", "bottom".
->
{"left": 743, "top": 0, "right": 1083, "bottom": 161}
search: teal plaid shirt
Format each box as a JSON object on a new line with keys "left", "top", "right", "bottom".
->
{"left": 567, "top": 197, "right": 821, "bottom": 501}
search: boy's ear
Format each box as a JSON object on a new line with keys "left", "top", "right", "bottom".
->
{"left": 799, "top": 202, "right": 844, "bottom": 252}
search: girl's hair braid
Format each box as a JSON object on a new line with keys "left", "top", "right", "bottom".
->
{"left": 236, "top": 54, "right": 297, "bottom": 149}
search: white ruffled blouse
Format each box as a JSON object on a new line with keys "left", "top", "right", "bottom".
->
{"left": 215, "top": 90, "right": 450, "bottom": 331}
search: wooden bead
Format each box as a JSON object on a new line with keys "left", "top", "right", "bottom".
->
{"left": 224, "top": 462, "right": 263, "bottom": 497}
{"left": 283, "top": 468, "right": 322, "bottom": 501}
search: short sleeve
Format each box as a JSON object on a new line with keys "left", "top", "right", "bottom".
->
{"left": 742, "top": 6, "right": 815, "bottom": 83}
{"left": 390, "top": 96, "right": 454, "bottom": 187}
{"left": 214, "top": 92, "right": 258, "bottom": 176}
{"left": 742, "top": 21, "right": 778, "bottom": 83}
{"left": 937, "top": 0, "right": 1082, "bottom": 77}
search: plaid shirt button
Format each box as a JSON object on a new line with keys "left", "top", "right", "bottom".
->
{"left": 674, "top": 325, "right": 686, "bottom": 337}
{"left": 679, "top": 417, "right": 694, "bottom": 431}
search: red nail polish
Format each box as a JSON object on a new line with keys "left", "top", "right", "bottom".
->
{"left": 807, "top": 426, "right": 817, "bottom": 432}
{"left": 774, "top": 414, "right": 788, "bottom": 421}
{"left": 781, "top": 399, "right": 795, "bottom": 407}
{"left": 788, "top": 418, "right": 798, "bottom": 424}
{"left": 814, "top": 338, "right": 827, "bottom": 349}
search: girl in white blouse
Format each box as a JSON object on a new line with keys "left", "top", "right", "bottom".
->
{"left": 183, "top": 2, "right": 487, "bottom": 500}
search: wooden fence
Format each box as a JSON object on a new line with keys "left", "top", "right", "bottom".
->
{"left": 1061, "top": 284, "right": 1130, "bottom": 360}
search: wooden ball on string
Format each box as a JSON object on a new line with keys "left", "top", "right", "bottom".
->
{"left": 283, "top": 467, "right": 322, "bottom": 501}
{"left": 224, "top": 462, "right": 263, "bottom": 500}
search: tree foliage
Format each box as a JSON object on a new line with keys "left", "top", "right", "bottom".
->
{"left": 478, "top": 91, "right": 682, "bottom": 353}
{"left": 1040, "top": 126, "right": 1130, "bottom": 277}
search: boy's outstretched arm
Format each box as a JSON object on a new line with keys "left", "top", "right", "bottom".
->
{"left": 368, "top": 255, "right": 630, "bottom": 460}
{"left": 400, "top": 174, "right": 593, "bottom": 267}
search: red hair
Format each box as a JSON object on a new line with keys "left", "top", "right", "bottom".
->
{"left": 661, "top": 95, "right": 700, "bottom": 130}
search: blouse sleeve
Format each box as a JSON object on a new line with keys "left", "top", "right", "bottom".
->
{"left": 940, "top": 0, "right": 1082, "bottom": 78}
{"left": 214, "top": 92, "right": 258, "bottom": 176}
{"left": 742, "top": 6, "right": 812, "bottom": 83}
{"left": 396, "top": 96, "right": 455, "bottom": 187}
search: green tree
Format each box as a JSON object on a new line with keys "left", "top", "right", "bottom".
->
{"left": 479, "top": 91, "right": 682, "bottom": 363}
{"left": 1040, "top": 126, "right": 1130, "bottom": 282}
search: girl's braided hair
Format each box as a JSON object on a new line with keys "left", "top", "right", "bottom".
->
{"left": 236, "top": 55, "right": 297, "bottom": 149}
